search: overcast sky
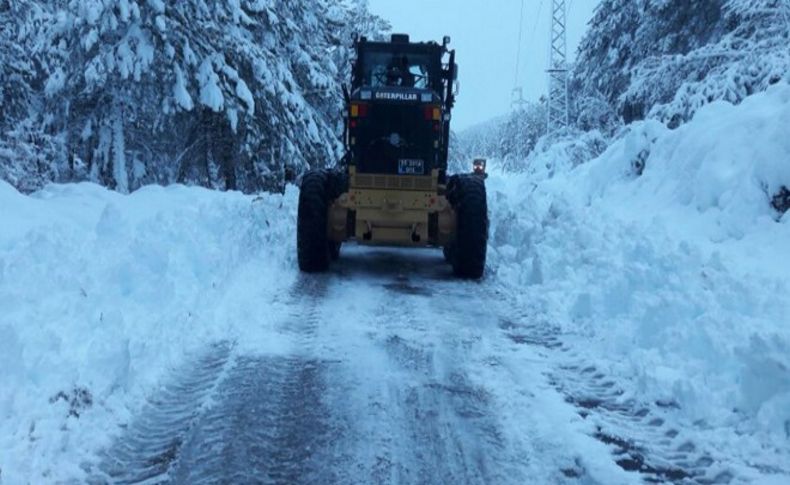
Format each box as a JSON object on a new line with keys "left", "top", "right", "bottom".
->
{"left": 366, "top": 0, "right": 599, "bottom": 131}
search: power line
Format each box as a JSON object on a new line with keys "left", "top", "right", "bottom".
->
{"left": 514, "top": 0, "right": 525, "bottom": 87}
{"left": 512, "top": 0, "right": 546, "bottom": 112}
{"left": 512, "top": 0, "right": 529, "bottom": 111}
{"left": 529, "top": 0, "right": 546, "bottom": 55}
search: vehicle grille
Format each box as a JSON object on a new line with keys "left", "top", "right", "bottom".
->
{"left": 353, "top": 174, "right": 434, "bottom": 191}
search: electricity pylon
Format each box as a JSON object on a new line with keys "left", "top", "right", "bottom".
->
{"left": 512, "top": 0, "right": 528, "bottom": 112}
{"left": 546, "top": 0, "right": 569, "bottom": 135}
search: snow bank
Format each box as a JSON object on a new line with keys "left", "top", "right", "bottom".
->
{"left": 0, "top": 181, "right": 297, "bottom": 481}
{"left": 488, "top": 84, "right": 790, "bottom": 454}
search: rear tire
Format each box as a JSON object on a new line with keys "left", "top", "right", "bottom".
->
{"left": 297, "top": 171, "right": 331, "bottom": 272}
{"left": 449, "top": 175, "right": 488, "bottom": 279}
{"left": 326, "top": 170, "right": 347, "bottom": 263}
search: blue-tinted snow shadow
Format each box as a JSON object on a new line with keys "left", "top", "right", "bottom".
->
{"left": 331, "top": 244, "right": 453, "bottom": 284}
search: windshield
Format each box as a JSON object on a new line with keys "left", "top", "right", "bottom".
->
{"left": 360, "top": 51, "right": 434, "bottom": 89}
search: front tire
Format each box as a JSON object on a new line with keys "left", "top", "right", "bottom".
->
{"left": 449, "top": 175, "right": 488, "bottom": 279}
{"left": 297, "top": 171, "right": 331, "bottom": 272}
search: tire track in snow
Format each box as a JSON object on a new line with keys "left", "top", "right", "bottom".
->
{"left": 89, "top": 341, "right": 234, "bottom": 484}
{"left": 550, "top": 361, "right": 736, "bottom": 484}
{"left": 165, "top": 274, "right": 339, "bottom": 483}
{"left": 494, "top": 293, "right": 739, "bottom": 484}
{"left": 379, "top": 307, "right": 508, "bottom": 484}
{"left": 89, "top": 274, "right": 335, "bottom": 484}
{"left": 329, "top": 248, "right": 526, "bottom": 484}
{"left": 167, "top": 355, "right": 338, "bottom": 484}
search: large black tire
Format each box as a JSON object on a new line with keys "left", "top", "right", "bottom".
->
{"left": 448, "top": 175, "right": 488, "bottom": 279}
{"left": 325, "top": 170, "right": 347, "bottom": 263}
{"left": 297, "top": 171, "right": 331, "bottom": 272}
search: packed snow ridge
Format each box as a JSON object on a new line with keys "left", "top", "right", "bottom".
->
{"left": 488, "top": 85, "right": 790, "bottom": 443}
{"left": 1, "top": 86, "right": 789, "bottom": 482}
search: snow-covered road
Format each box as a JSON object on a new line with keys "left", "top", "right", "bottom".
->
{"left": 84, "top": 247, "right": 740, "bottom": 484}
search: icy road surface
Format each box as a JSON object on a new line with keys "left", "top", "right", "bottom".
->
{"left": 87, "top": 247, "right": 746, "bottom": 484}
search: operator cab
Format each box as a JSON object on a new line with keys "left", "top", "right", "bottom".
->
{"left": 345, "top": 34, "right": 457, "bottom": 181}
{"left": 358, "top": 47, "right": 440, "bottom": 91}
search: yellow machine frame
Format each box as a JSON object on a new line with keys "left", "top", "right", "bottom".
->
{"left": 328, "top": 166, "right": 456, "bottom": 247}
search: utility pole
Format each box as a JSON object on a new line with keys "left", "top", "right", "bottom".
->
{"left": 546, "top": 0, "right": 569, "bottom": 135}
{"left": 511, "top": 87, "right": 528, "bottom": 111}
{"left": 512, "top": 0, "right": 528, "bottom": 112}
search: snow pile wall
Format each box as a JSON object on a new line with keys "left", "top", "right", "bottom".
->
{"left": 0, "top": 182, "right": 298, "bottom": 479}
{"left": 487, "top": 84, "right": 790, "bottom": 447}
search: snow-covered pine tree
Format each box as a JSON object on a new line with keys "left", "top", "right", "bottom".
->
{"left": 575, "top": 0, "right": 789, "bottom": 126}
{"left": 572, "top": 90, "right": 620, "bottom": 136}
{"left": 451, "top": 100, "right": 548, "bottom": 172}
{"left": 499, "top": 101, "right": 548, "bottom": 171}
{"left": 331, "top": 0, "right": 391, "bottom": 80}
{"left": 0, "top": 0, "right": 388, "bottom": 194}
{"left": 572, "top": 0, "right": 644, "bottom": 122}
{"left": 0, "top": 1, "right": 64, "bottom": 191}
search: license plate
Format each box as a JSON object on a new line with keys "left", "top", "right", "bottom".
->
{"left": 398, "top": 159, "right": 424, "bottom": 175}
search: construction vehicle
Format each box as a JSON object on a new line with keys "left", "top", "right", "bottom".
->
{"left": 297, "top": 34, "right": 488, "bottom": 278}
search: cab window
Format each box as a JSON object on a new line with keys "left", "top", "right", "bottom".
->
{"left": 361, "top": 51, "right": 433, "bottom": 89}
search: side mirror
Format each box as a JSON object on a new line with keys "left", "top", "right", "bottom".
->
{"left": 342, "top": 84, "right": 350, "bottom": 104}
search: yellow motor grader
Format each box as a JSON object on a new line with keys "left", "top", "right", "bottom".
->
{"left": 297, "top": 34, "right": 488, "bottom": 279}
